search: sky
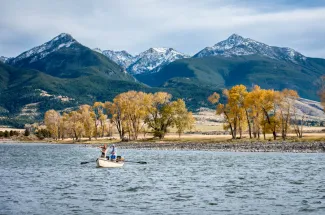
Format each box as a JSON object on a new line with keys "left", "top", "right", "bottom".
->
{"left": 1, "top": 0, "right": 325, "bottom": 58}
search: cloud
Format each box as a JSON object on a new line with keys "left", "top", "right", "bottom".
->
{"left": 0, "top": 0, "right": 325, "bottom": 58}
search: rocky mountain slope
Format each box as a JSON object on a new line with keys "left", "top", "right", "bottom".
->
{"left": 128, "top": 48, "right": 189, "bottom": 75}
{"left": 94, "top": 48, "right": 134, "bottom": 69}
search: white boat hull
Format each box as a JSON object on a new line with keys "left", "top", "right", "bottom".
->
{"left": 96, "top": 157, "right": 124, "bottom": 168}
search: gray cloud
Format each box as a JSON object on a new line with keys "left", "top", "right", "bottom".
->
{"left": 1, "top": 0, "right": 325, "bottom": 58}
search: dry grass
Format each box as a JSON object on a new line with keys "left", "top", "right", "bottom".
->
{"left": 192, "top": 124, "right": 224, "bottom": 132}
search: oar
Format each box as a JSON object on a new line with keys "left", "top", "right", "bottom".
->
{"left": 80, "top": 160, "right": 147, "bottom": 165}
{"left": 80, "top": 161, "right": 93, "bottom": 164}
{"left": 81, "top": 158, "right": 98, "bottom": 165}
{"left": 125, "top": 161, "right": 147, "bottom": 164}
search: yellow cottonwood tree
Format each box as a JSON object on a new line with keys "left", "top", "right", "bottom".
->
{"left": 278, "top": 89, "right": 299, "bottom": 140}
{"left": 259, "top": 89, "right": 280, "bottom": 140}
{"left": 173, "top": 99, "right": 195, "bottom": 137}
{"left": 80, "top": 105, "right": 96, "bottom": 141}
{"left": 144, "top": 92, "right": 175, "bottom": 139}
{"left": 60, "top": 112, "right": 70, "bottom": 140}
{"left": 44, "top": 110, "right": 61, "bottom": 140}
{"left": 244, "top": 85, "right": 264, "bottom": 139}
{"left": 208, "top": 92, "right": 220, "bottom": 104}
{"left": 212, "top": 85, "right": 247, "bottom": 139}
{"left": 93, "top": 102, "right": 105, "bottom": 139}
{"left": 105, "top": 99, "right": 126, "bottom": 140}
{"left": 69, "top": 111, "right": 84, "bottom": 141}
{"left": 118, "top": 91, "right": 149, "bottom": 140}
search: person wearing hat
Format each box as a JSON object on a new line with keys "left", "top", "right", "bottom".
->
{"left": 109, "top": 144, "right": 117, "bottom": 161}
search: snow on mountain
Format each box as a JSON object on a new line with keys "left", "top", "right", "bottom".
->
{"left": 194, "top": 34, "right": 306, "bottom": 63}
{"left": 0, "top": 56, "right": 8, "bottom": 63}
{"left": 96, "top": 47, "right": 190, "bottom": 74}
{"left": 127, "top": 48, "right": 190, "bottom": 75}
{"left": 97, "top": 49, "right": 134, "bottom": 69}
{"left": 9, "top": 33, "right": 78, "bottom": 65}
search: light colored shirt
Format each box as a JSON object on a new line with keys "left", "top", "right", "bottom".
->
{"left": 110, "top": 146, "right": 116, "bottom": 155}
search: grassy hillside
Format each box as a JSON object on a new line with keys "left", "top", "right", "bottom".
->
{"left": 0, "top": 61, "right": 149, "bottom": 126}
{"left": 136, "top": 55, "right": 325, "bottom": 101}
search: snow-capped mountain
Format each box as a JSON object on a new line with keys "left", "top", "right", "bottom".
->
{"left": 8, "top": 33, "right": 78, "bottom": 65}
{"left": 94, "top": 49, "right": 134, "bottom": 69}
{"left": 194, "top": 34, "right": 306, "bottom": 63}
{"left": 0, "top": 56, "right": 8, "bottom": 63}
{"left": 127, "top": 48, "right": 190, "bottom": 75}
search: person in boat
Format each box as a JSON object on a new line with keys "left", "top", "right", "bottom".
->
{"left": 108, "top": 144, "right": 117, "bottom": 161}
{"left": 99, "top": 144, "right": 108, "bottom": 158}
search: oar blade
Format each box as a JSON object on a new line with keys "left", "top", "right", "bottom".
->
{"left": 80, "top": 161, "right": 90, "bottom": 165}
{"left": 138, "top": 162, "right": 147, "bottom": 164}
{"left": 125, "top": 161, "right": 147, "bottom": 164}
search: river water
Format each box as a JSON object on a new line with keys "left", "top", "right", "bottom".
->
{"left": 0, "top": 143, "right": 325, "bottom": 215}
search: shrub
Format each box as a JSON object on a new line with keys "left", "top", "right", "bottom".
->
{"left": 4, "top": 130, "right": 9, "bottom": 138}
{"left": 36, "top": 129, "right": 51, "bottom": 140}
{"left": 24, "top": 129, "right": 30, "bottom": 136}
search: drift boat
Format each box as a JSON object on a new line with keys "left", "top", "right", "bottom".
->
{"left": 96, "top": 157, "right": 124, "bottom": 168}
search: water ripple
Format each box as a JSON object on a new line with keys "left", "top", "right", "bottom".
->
{"left": 0, "top": 143, "right": 325, "bottom": 214}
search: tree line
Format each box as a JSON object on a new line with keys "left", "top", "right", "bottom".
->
{"left": 43, "top": 91, "right": 195, "bottom": 141}
{"left": 209, "top": 85, "right": 304, "bottom": 140}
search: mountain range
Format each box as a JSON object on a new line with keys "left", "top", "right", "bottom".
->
{"left": 94, "top": 47, "right": 189, "bottom": 75}
{"left": 136, "top": 34, "right": 325, "bottom": 100}
{"left": 1, "top": 33, "right": 325, "bottom": 127}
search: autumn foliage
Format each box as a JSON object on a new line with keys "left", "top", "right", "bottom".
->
{"left": 209, "top": 85, "right": 300, "bottom": 140}
{"left": 43, "top": 91, "right": 195, "bottom": 141}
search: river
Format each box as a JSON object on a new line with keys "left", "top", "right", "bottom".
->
{"left": 0, "top": 143, "right": 324, "bottom": 214}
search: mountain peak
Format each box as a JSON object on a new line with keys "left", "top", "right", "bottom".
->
{"left": 227, "top": 33, "right": 244, "bottom": 41}
{"left": 54, "top": 33, "right": 74, "bottom": 40}
{"left": 9, "top": 33, "right": 78, "bottom": 65}
{"left": 194, "top": 34, "right": 306, "bottom": 63}
{"left": 150, "top": 47, "right": 169, "bottom": 53}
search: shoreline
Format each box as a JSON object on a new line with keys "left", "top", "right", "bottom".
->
{"left": 1, "top": 138, "right": 325, "bottom": 153}
{"left": 111, "top": 141, "right": 325, "bottom": 153}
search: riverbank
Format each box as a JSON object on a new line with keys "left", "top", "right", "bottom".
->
{"left": 77, "top": 136, "right": 325, "bottom": 153}
{"left": 2, "top": 134, "right": 325, "bottom": 153}
{"left": 107, "top": 140, "right": 325, "bottom": 153}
